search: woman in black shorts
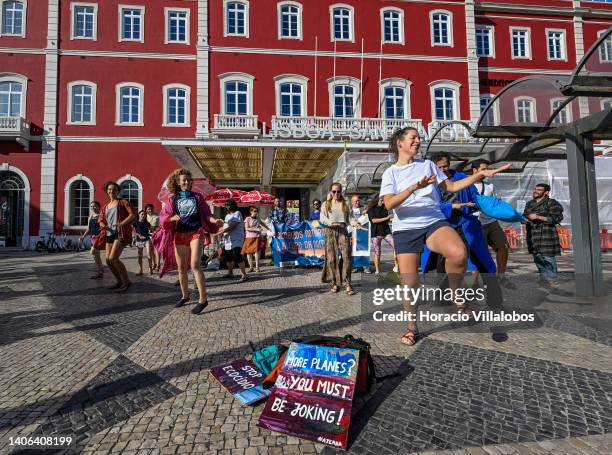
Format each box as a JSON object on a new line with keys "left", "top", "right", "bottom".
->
{"left": 380, "top": 127, "right": 510, "bottom": 345}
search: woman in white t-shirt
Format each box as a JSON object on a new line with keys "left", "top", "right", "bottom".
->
{"left": 380, "top": 127, "right": 510, "bottom": 346}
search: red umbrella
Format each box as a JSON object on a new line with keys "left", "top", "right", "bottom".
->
{"left": 205, "top": 188, "right": 247, "bottom": 206}
{"left": 240, "top": 191, "right": 275, "bottom": 206}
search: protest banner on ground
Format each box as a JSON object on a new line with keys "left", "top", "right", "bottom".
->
{"left": 209, "top": 359, "right": 271, "bottom": 405}
{"left": 257, "top": 343, "right": 359, "bottom": 449}
{"left": 271, "top": 221, "right": 326, "bottom": 267}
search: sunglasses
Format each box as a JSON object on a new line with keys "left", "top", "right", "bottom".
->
{"left": 331, "top": 190, "right": 341, "bottom": 194}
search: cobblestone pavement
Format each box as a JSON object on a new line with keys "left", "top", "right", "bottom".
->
{"left": 0, "top": 249, "right": 610, "bottom": 454}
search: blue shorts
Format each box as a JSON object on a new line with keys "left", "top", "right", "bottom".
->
{"left": 393, "top": 220, "right": 450, "bottom": 254}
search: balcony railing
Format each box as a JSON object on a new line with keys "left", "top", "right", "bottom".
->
{"left": 269, "top": 116, "right": 425, "bottom": 140}
{"left": 0, "top": 116, "right": 31, "bottom": 150}
{"left": 212, "top": 114, "right": 259, "bottom": 136}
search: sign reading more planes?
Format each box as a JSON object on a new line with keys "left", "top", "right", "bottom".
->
{"left": 258, "top": 343, "right": 360, "bottom": 449}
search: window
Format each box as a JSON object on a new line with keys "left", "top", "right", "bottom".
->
{"left": 1, "top": 1, "right": 25, "bottom": 36}
{"left": 480, "top": 95, "right": 495, "bottom": 126}
{"left": 165, "top": 8, "right": 189, "bottom": 44}
{"left": 68, "top": 81, "right": 96, "bottom": 124}
{"left": 380, "top": 78, "right": 411, "bottom": 119}
{"left": 119, "top": 179, "right": 140, "bottom": 211}
{"left": 330, "top": 5, "right": 354, "bottom": 42}
{"left": 225, "top": 1, "right": 248, "bottom": 37}
{"left": 431, "top": 11, "right": 452, "bottom": 46}
{"left": 476, "top": 26, "right": 494, "bottom": 57}
{"left": 120, "top": 6, "right": 144, "bottom": 42}
{"left": 163, "top": 84, "right": 190, "bottom": 126}
{"left": 278, "top": 2, "right": 301, "bottom": 40}
{"left": 547, "top": 29, "right": 566, "bottom": 61}
{"left": 598, "top": 30, "right": 612, "bottom": 63}
{"left": 65, "top": 176, "right": 93, "bottom": 228}
{"left": 550, "top": 99, "right": 570, "bottom": 125}
{"left": 116, "top": 83, "right": 143, "bottom": 125}
{"left": 0, "top": 80, "right": 22, "bottom": 117}
{"left": 430, "top": 81, "right": 460, "bottom": 121}
{"left": 220, "top": 73, "right": 254, "bottom": 116}
{"left": 511, "top": 28, "right": 530, "bottom": 59}
{"left": 71, "top": 3, "right": 97, "bottom": 40}
{"left": 274, "top": 75, "right": 307, "bottom": 117}
{"left": 515, "top": 97, "right": 535, "bottom": 123}
{"left": 602, "top": 99, "right": 612, "bottom": 111}
{"left": 381, "top": 8, "right": 403, "bottom": 44}
{"left": 328, "top": 77, "right": 360, "bottom": 118}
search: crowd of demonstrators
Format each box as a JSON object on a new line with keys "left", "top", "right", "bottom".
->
{"left": 132, "top": 210, "right": 153, "bottom": 276}
{"left": 423, "top": 153, "right": 501, "bottom": 304}
{"left": 470, "top": 160, "right": 515, "bottom": 289}
{"left": 242, "top": 205, "right": 269, "bottom": 273}
{"left": 524, "top": 183, "right": 564, "bottom": 285}
{"left": 145, "top": 204, "right": 161, "bottom": 272}
{"left": 321, "top": 182, "right": 356, "bottom": 296}
{"left": 80, "top": 201, "right": 104, "bottom": 279}
{"left": 155, "top": 168, "right": 223, "bottom": 314}
{"left": 380, "top": 127, "right": 510, "bottom": 346}
{"left": 309, "top": 199, "right": 321, "bottom": 221}
{"left": 219, "top": 199, "right": 249, "bottom": 282}
{"left": 367, "top": 196, "right": 398, "bottom": 276}
{"left": 98, "top": 181, "right": 137, "bottom": 292}
{"left": 269, "top": 198, "right": 289, "bottom": 225}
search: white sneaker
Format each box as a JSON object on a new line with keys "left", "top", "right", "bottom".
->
{"left": 393, "top": 265, "right": 399, "bottom": 273}
{"left": 374, "top": 271, "right": 380, "bottom": 276}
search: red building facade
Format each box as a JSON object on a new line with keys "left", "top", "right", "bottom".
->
{"left": 0, "top": 0, "right": 610, "bottom": 247}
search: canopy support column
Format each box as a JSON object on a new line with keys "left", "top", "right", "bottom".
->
{"left": 565, "top": 127, "right": 603, "bottom": 297}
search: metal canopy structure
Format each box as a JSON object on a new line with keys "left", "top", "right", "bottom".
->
{"left": 470, "top": 27, "right": 612, "bottom": 297}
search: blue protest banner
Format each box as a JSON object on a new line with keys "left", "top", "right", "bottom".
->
{"left": 271, "top": 221, "right": 326, "bottom": 267}
{"left": 352, "top": 221, "right": 371, "bottom": 269}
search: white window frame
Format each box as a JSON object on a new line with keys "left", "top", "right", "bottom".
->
{"left": 63, "top": 174, "right": 94, "bottom": 229}
{"left": 67, "top": 80, "right": 96, "bottom": 125}
{"left": 164, "top": 7, "right": 190, "bottom": 44}
{"left": 277, "top": 1, "right": 302, "bottom": 41}
{"left": 546, "top": 28, "right": 567, "bottom": 62}
{"left": 514, "top": 96, "right": 537, "bottom": 123}
{"left": 219, "top": 72, "right": 254, "bottom": 116}
{"left": 163, "top": 83, "right": 191, "bottom": 127}
{"left": 601, "top": 98, "right": 612, "bottom": 111}
{"left": 329, "top": 4, "right": 354, "bottom": 43}
{"left": 115, "top": 82, "right": 144, "bottom": 126}
{"left": 479, "top": 94, "right": 498, "bottom": 125}
{"left": 380, "top": 78, "right": 411, "bottom": 119}
{"left": 327, "top": 76, "right": 361, "bottom": 118}
{"left": 380, "top": 7, "right": 404, "bottom": 45}
{"left": 116, "top": 174, "right": 143, "bottom": 212}
{"left": 0, "top": 72, "right": 27, "bottom": 117}
{"left": 597, "top": 30, "right": 612, "bottom": 63}
{"left": 550, "top": 97, "right": 571, "bottom": 125}
{"left": 70, "top": 2, "right": 98, "bottom": 40}
{"left": 274, "top": 74, "right": 308, "bottom": 117}
{"left": 223, "top": 0, "right": 249, "bottom": 38}
{"left": 118, "top": 4, "right": 145, "bottom": 43}
{"left": 510, "top": 27, "right": 531, "bottom": 60}
{"left": 430, "top": 10, "right": 453, "bottom": 47}
{"left": 429, "top": 80, "right": 461, "bottom": 121}
{"left": 475, "top": 24, "right": 495, "bottom": 58}
{"left": 0, "top": 0, "right": 27, "bottom": 38}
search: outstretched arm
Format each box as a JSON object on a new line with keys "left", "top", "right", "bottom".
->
{"left": 440, "top": 163, "right": 512, "bottom": 193}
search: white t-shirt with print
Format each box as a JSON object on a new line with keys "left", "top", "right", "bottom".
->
{"left": 379, "top": 159, "right": 448, "bottom": 231}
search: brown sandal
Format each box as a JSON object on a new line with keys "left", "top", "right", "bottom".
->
{"left": 456, "top": 304, "right": 474, "bottom": 320}
{"left": 346, "top": 285, "right": 355, "bottom": 296}
{"left": 400, "top": 331, "right": 418, "bottom": 346}
{"left": 330, "top": 285, "right": 339, "bottom": 293}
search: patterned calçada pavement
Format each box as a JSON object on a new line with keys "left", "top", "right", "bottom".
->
{"left": 0, "top": 249, "right": 610, "bottom": 455}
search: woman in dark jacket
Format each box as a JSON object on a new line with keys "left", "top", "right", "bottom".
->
{"left": 367, "top": 196, "right": 397, "bottom": 275}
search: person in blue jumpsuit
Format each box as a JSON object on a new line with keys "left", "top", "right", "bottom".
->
{"left": 422, "top": 153, "right": 502, "bottom": 307}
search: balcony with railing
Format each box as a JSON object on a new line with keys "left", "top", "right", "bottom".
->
{"left": 211, "top": 114, "right": 260, "bottom": 137}
{"left": 0, "top": 116, "right": 31, "bottom": 150}
{"left": 268, "top": 116, "right": 426, "bottom": 141}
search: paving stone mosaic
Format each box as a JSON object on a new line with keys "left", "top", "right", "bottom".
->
{"left": 341, "top": 339, "right": 612, "bottom": 454}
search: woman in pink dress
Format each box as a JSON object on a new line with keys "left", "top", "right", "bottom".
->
{"left": 241, "top": 206, "right": 270, "bottom": 272}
